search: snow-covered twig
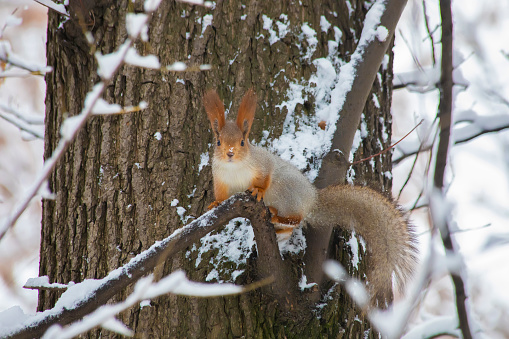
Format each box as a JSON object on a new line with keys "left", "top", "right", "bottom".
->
{"left": 0, "top": 111, "right": 43, "bottom": 139}
{"left": 23, "top": 276, "right": 69, "bottom": 291}
{"left": 0, "top": 40, "right": 52, "bottom": 75}
{"left": 41, "top": 272, "right": 247, "bottom": 338}
{"left": 393, "top": 111, "right": 509, "bottom": 164}
{"left": 33, "top": 0, "right": 69, "bottom": 17}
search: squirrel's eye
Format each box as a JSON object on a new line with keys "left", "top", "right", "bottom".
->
{"left": 217, "top": 140, "right": 221, "bottom": 146}
{"left": 241, "top": 140, "right": 245, "bottom": 147}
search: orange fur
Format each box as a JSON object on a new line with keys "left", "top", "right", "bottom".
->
{"left": 208, "top": 178, "right": 230, "bottom": 210}
{"left": 236, "top": 88, "right": 257, "bottom": 136}
{"left": 272, "top": 214, "right": 303, "bottom": 226}
{"left": 203, "top": 90, "right": 225, "bottom": 131}
{"left": 248, "top": 171, "right": 271, "bottom": 201}
{"left": 268, "top": 206, "right": 302, "bottom": 226}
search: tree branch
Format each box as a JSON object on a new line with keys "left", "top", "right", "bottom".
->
{"left": 433, "top": 1, "right": 473, "bottom": 338}
{"left": 305, "top": 0, "right": 408, "bottom": 302}
{"left": 6, "top": 193, "right": 288, "bottom": 339}
{"left": 393, "top": 113, "right": 509, "bottom": 165}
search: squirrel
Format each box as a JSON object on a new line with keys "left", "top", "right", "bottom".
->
{"left": 203, "top": 88, "right": 417, "bottom": 306}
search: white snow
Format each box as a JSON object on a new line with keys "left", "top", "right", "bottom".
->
{"left": 54, "top": 279, "right": 103, "bottom": 310}
{"left": 5, "top": 14, "right": 22, "bottom": 27}
{"left": 0, "top": 40, "right": 52, "bottom": 74}
{"left": 24, "top": 276, "right": 69, "bottom": 290}
{"left": 299, "top": 23, "right": 318, "bottom": 60}
{"left": 262, "top": 14, "right": 289, "bottom": 46}
{"left": 91, "top": 98, "right": 122, "bottom": 115}
{"left": 298, "top": 274, "right": 317, "bottom": 291}
{"left": 34, "top": 0, "right": 68, "bottom": 16}
{"left": 143, "top": 270, "right": 243, "bottom": 298}
{"left": 347, "top": 231, "right": 360, "bottom": 269}
{"left": 60, "top": 115, "right": 85, "bottom": 141}
{"left": 375, "top": 25, "right": 389, "bottom": 42}
{"left": 95, "top": 41, "right": 130, "bottom": 80}
{"left": 179, "top": 0, "right": 213, "bottom": 7}
{"left": 320, "top": 15, "right": 330, "bottom": 32}
{"left": 100, "top": 317, "right": 134, "bottom": 337}
{"left": 345, "top": 279, "right": 368, "bottom": 307}
{"left": 198, "top": 152, "right": 209, "bottom": 172}
{"left": 262, "top": 15, "right": 278, "bottom": 45}
{"left": 191, "top": 218, "right": 255, "bottom": 282}
{"left": 201, "top": 14, "right": 213, "bottom": 36}
{"left": 125, "top": 13, "right": 148, "bottom": 38}
{"left": 323, "top": 260, "right": 347, "bottom": 282}
{"left": 144, "top": 0, "right": 162, "bottom": 12}
{"left": 167, "top": 62, "right": 187, "bottom": 71}
{"left": 125, "top": 47, "right": 160, "bottom": 69}
{"left": 333, "top": 26, "right": 343, "bottom": 42}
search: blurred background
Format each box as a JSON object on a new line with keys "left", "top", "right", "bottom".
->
{"left": 0, "top": 0, "right": 508, "bottom": 337}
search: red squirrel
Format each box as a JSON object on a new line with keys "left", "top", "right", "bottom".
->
{"left": 203, "top": 89, "right": 417, "bottom": 306}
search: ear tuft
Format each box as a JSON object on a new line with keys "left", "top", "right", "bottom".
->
{"left": 236, "top": 88, "right": 257, "bottom": 137}
{"left": 203, "top": 90, "right": 226, "bottom": 132}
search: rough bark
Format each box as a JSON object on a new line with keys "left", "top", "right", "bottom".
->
{"left": 41, "top": 0, "right": 395, "bottom": 337}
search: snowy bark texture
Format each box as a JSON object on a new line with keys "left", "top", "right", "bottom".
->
{"left": 41, "top": 0, "right": 394, "bottom": 337}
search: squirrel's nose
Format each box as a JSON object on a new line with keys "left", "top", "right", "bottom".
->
{"left": 227, "top": 151, "right": 234, "bottom": 158}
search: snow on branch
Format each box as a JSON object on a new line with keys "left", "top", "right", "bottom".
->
{"left": 1, "top": 193, "right": 275, "bottom": 339}
{"left": 0, "top": 109, "right": 44, "bottom": 140}
{"left": 33, "top": 0, "right": 69, "bottom": 17}
{"left": 393, "top": 110, "right": 509, "bottom": 164}
{"left": 315, "top": 0, "right": 407, "bottom": 187}
{"left": 41, "top": 271, "right": 246, "bottom": 339}
{"left": 453, "top": 109, "right": 509, "bottom": 143}
{"left": 23, "top": 276, "right": 70, "bottom": 291}
{"left": 0, "top": 40, "right": 52, "bottom": 75}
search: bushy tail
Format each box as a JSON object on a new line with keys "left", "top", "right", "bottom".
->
{"left": 306, "top": 185, "right": 418, "bottom": 307}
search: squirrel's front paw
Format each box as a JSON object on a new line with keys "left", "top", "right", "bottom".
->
{"left": 207, "top": 200, "right": 221, "bottom": 210}
{"left": 249, "top": 186, "right": 266, "bottom": 201}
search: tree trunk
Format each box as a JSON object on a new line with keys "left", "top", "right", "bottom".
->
{"left": 41, "top": 0, "right": 394, "bottom": 337}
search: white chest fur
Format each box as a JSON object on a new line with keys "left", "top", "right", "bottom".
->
{"left": 213, "top": 158, "right": 255, "bottom": 196}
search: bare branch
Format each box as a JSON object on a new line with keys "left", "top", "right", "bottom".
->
{"left": 422, "top": 0, "right": 437, "bottom": 66}
{"left": 433, "top": 1, "right": 473, "bottom": 338}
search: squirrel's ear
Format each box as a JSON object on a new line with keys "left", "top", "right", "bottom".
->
{"left": 236, "top": 88, "right": 257, "bottom": 138}
{"left": 203, "top": 90, "right": 225, "bottom": 133}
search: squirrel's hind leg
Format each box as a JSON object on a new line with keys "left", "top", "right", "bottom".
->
{"left": 268, "top": 206, "right": 303, "bottom": 242}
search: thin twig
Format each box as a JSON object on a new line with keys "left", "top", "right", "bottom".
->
{"left": 422, "top": 0, "right": 437, "bottom": 66}
{"left": 351, "top": 119, "right": 423, "bottom": 166}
